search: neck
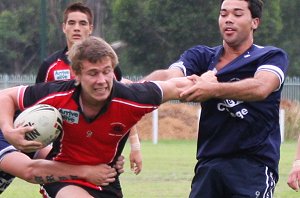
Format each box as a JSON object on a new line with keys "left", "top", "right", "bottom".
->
{"left": 79, "top": 95, "right": 103, "bottom": 118}
{"left": 223, "top": 42, "right": 253, "bottom": 57}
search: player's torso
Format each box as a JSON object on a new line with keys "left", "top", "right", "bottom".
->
{"left": 20, "top": 81, "right": 160, "bottom": 165}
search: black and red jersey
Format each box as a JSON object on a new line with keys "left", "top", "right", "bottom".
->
{"left": 35, "top": 47, "right": 122, "bottom": 83}
{"left": 17, "top": 79, "right": 162, "bottom": 189}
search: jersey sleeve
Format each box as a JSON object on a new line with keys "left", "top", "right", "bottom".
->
{"left": 169, "top": 45, "right": 217, "bottom": 76}
{"left": 256, "top": 48, "right": 289, "bottom": 89}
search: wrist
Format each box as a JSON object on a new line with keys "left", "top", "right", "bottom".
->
{"left": 131, "top": 142, "right": 141, "bottom": 151}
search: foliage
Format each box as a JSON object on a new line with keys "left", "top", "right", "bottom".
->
{"left": 0, "top": 1, "right": 299, "bottom": 75}
{"left": 0, "top": 0, "right": 40, "bottom": 74}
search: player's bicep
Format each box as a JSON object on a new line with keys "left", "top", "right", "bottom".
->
{"left": 254, "top": 70, "right": 281, "bottom": 93}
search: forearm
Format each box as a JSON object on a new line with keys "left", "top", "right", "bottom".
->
{"left": 129, "top": 126, "right": 141, "bottom": 151}
{"left": 0, "top": 152, "right": 86, "bottom": 184}
{"left": 214, "top": 78, "right": 270, "bottom": 101}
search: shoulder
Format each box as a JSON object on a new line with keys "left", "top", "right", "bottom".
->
{"left": 253, "top": 44, "right": 288, "bottom": 57}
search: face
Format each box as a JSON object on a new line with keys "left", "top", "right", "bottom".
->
{"left": 76, "top": 57, "right": 114, "bottom": 106}
{"left": 63, "top": 11, "right": 93, "bottom": 49}
{"left": 219, "top": 0, "right": 259, "bottom": 48}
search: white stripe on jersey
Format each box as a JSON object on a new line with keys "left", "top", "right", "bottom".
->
{"left": 256, "top": 65, "right": 285, "bottom": 91}
{"left": 169, "top": 61, "right": 187, "bottom": 76}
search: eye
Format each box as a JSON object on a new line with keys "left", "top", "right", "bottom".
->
{"left": 88, "top": 71, "right": 97, "bottom": 76}
{"left": 103, "top": 68, "right": 113, "bottom": 75}
{"left": 219, "top": 11, "right": 227, "bottom": 17}
{"left": 67, "top": 21, "right": 76, "bottom": 25}
{"left": 234, "top": 11, "right": 243, "bottom": 17}
{"left": 80, "top": 21, "right": 88, "bottom": 26}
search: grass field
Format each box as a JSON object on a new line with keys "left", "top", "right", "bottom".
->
{"left": 2, "top": 140, "right": 300, "bottom": 198}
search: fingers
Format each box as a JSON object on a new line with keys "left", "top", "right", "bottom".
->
{"left": 287, "top": 162, "right": 300, "bottom": 191}
{"left": 114, "top": 155, "right": 125, "bottom": 174}
{"left": 131, "top": 160, "right": 142, "bottom": 175}
{"left": 8, "top": 126, "right": 43, "bottom": 152}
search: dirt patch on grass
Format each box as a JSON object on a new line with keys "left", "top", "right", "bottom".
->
{"left": 136, "top": 102, "right": 201, "bottom": 140}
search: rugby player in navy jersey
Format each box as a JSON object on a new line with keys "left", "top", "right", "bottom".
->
{"left": 0, "top": 36, "right": 194, "bottom": 197}
{"left": 143, "top": 0, "right": 289, "bottom": 197}
{"left": 0, "top": 2, "right": 127, "bottom": 195}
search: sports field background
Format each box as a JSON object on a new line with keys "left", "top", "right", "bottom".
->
{"left": 2, "top": 140, "right": 300, "bottom": 198}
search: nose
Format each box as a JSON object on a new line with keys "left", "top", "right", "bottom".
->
{"left": 225, "top": 14, "right": 234, "bottom": 24}
{"left": 96, "top": 73, "right": 106, "bottom": 84}
{"left": 74, "top": 22, "right": 80, "bottom": 31}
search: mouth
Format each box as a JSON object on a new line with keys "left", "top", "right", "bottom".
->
{"left": 94, "top": 87, "right": 107, "bottom": 94}
{"left": 72, "top": 34, "right": 82, "bottom": 40}
{"left": 224, "top": 27, "right": 236, "bottom": 34}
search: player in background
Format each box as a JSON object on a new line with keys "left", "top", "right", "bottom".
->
{"left": 36, "top": 2, "right": 142, "bottom": 175}
{"left": 0, "top": 36, "right": 195, "bottom": 197}
{"left": 142, "top": 0, "right": 288, "bottom": 197}
{"left": 0, "top": 2, "right": 125, "bottom": 195}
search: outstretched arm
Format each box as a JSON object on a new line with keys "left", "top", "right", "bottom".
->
{"left": 180, "top": 70, "right": 280, "bottom": 102}
{"left": 154, "top": 77, "right": 195, "bottom": 102}
{"left": 0, "top": 151, "right": 118, "bottom": 186}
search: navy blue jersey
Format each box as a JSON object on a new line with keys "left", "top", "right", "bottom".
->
{"left": 170, "top": 44, "right": 288, "bottom": 176}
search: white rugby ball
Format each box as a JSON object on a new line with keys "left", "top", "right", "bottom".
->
{"left": 14, "top": 104, "right": 63, "bottom": 147}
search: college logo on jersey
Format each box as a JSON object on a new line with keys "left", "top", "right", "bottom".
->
{"left": 216, "top": 78, "right": 249, "bottom": 119}
{"left": 54, "top": 69, "right": 71, "bottom": 80}
{"left": 59, "top": 109, "right": 79, "bottom": 124}
{"left": 109, "top": 122, "right": 126, "bottom": 136}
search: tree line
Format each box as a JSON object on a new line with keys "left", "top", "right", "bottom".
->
{"left": 0, "top": 0, "right": 299, "bottom": 76}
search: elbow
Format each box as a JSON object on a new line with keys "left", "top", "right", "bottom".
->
{"left": 254, "top": 88, "right": 271, "bottom": 101}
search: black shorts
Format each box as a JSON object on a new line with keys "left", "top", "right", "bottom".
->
{"left": 40, "top": 178, "right": 123, "bottom": 198}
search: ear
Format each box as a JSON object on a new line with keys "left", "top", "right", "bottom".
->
{"left": 74, "top": 75, "right": 81, "bottom": 86}
{"left": 89, "top": 25, "right": 94, "bottom": 35}
{"left": 251, "top": 18, "right": 260, "bottom": 31}
{"left": 62, "top": 23, "right": 66, "bottom": 34}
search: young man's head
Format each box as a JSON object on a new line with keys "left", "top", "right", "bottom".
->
{"left": 68, "top": 36, "right": 119, "bottom": 103}
{"left": 63, "top": 2, "right": 93, "bottom": 49}
{"left": 218, "top": 0, "right": 263, "bottom": 48}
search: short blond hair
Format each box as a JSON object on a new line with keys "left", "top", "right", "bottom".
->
{"left": 68, "top": 36, "right": 119, "bottom": 74}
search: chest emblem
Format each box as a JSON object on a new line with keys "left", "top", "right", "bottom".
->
{"left": 109, "top": 122, "right": 126, "bottom": 137}
{"left": 86, "top": 130, "right": 93, "bottom": 137}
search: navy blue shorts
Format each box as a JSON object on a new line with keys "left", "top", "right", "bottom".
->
{"left": 40, "top": 178, "right": 123, "bottom": 198}
{"left": 189, "top": 157, "right": 277, "bottom": 198}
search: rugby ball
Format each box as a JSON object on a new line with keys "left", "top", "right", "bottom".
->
{"left": 14, "top": 104, "right": 63, "bottom": 147}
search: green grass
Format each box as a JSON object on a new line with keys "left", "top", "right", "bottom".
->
{"left": 2, "top": 140, "right": 300, "bottom": 198}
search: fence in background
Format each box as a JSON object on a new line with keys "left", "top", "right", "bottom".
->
{"left": 1, "top": 74, "right": 300, "bottom": 102}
